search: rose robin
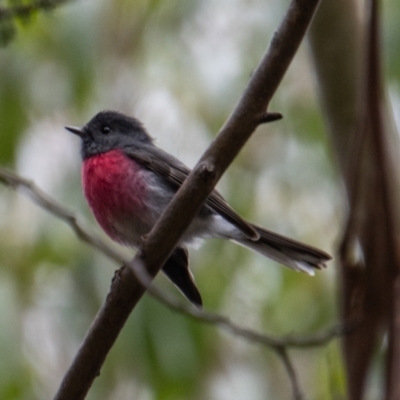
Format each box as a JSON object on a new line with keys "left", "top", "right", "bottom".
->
{"left": 66, "top": 110, "right": 330, "bottom": 307}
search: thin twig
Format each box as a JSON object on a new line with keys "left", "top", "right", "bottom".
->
{"left": 277, "top": 347, "right": 304, "bottom": 400}
{"left": 258, "top": 111, "right": 283, "bottom": 124}
{"left": 0, "top": 166, "right": 345, "bottom": 400}
{"left": 0, "top": 165, "right": 345, "bottom": 350}
{"left": 0, "top": 167, "right": 127, "bottom": 264}
{"left": 130, "top": 260, "right": 352, "bottom": 349}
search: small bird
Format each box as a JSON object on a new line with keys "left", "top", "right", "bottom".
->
{"left": 66, "top": 110, "right": 331, "bottom": 307}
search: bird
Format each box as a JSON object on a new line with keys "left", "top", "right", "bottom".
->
{"left": 66, "top": 110, "right": 331, "bottom": 307}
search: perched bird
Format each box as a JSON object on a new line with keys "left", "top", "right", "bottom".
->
{"left": 66, "top": 111, "right": 331, "bottom": 307}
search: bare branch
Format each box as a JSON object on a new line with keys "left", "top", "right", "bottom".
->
{"left": 130, "top": 260, "right": 352, "bottom": 348}
{"left": 0, "top": 165, "right": 346, "bottom": 352}
{"left": 310, "top": 0, "right": 400, "bottom": 398}
{"left": 276, "top": 348, "right": 304, "bottom": 400}
{"left": 0, "top": 166, "right": 344, "bottom": 400}
{"left": 140, "top": 0, "right": 323, "bottom": 274}
{"left": 0, "top": 167, "right": 127, "bottom": 265}
{"left": 257, "top": 112, "right": 283, "bottom": 124}
{"left": 2, "top": 0, "right": 324, "bottom": 398}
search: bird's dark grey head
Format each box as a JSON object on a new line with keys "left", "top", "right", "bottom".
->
{"left": 66, "top": 110, "right": 153, "bottom": 159}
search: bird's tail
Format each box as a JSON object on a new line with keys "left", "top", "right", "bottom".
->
{"left": 162, "top": 246, "right": 203, "bottom": 307}
{"left": 234, "top": 225, "right": 331, "bottom": 275}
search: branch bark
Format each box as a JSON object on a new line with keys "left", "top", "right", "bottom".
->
{"left": 310, "top": 0, "right": 400, "bottom": 399}
{"left": 51, "top": 1, "right": 322, "bottom": 399}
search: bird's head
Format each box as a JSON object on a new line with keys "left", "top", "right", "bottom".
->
{"left": 66, "top": 110, "right": 153, "bottom": 159}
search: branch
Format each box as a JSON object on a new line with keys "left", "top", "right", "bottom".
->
{"left": 0, "top": 167, "right": 127, "bottom": 264}
{"left": 130, "top": 260, "right": 353, "bottom": 349}
{"left": 0, "top": 165, "right": 344, "bottom": 400}
{"left": 278, "top": 348, "right": 304, "bottom": 400}
{"left": 0, "top": 166, "right": 347, "bottom": 352}
{"left": 258, "top": 111, "right": 283, "bottom": 124}
{"left": 3, "top": 0, "right": 323, "bottom": 398}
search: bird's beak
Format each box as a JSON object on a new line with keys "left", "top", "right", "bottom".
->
{"left": 65, "top": 126, "right": 85, "bottom": 137}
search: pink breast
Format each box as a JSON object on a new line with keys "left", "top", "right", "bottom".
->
{"left": 82, "top": 149, "right": 147, "bottom": 242}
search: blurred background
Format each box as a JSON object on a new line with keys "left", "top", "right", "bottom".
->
{"left": 0, "top": 0, "right": 398, "bottom": 399}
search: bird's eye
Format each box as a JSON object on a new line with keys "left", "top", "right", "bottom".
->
{"left": 102, "top": 126, "right": 111, "bottom": 134}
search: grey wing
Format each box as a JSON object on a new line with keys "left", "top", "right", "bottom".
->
{"left": 125, "top": 144, "right": 259, "bottom": 240}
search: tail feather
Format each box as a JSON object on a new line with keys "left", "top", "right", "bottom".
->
{"left": 234, "top": 225, "right": 331, "bottom": 275}
{"left": 162, "top": 246, "right": 203, "bottom": 307}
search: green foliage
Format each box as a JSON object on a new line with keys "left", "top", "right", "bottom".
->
{"left": 0, "top": 19, "right": 16, "bottom": 46}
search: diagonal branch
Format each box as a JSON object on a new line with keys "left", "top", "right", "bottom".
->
{"left": 1, "top": 0, "right": 324, "bottom": 399}
{"left": 57, "top": 1, "right": 322, "bottom": 399}
{"left": 0, "top": 167, "right": 127, "bottom": 264}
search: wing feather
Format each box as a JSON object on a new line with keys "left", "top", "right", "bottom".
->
{"left": 124, "top": 145, "right": 259, "bottom": 240}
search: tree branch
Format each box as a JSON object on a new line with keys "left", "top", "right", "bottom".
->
{"left": 3, "top": 0, "right": 323, "bottom": 398}
{"left": 277, "top": 348, "right": 304, "bottom": 400}
{"left": 129, "top": 260, "right": 351, "bottom": 348}
{"left": 0, "top": 165, "right": 347, "bottom": 351}
{"left": 0, "top": 165, "right": 344, "bottom": 400}
{"left": 0, "top": 167, "right": 127, "bottom": 264}
{"left": 310, "top": 1, "right": 400, "bottom": 398}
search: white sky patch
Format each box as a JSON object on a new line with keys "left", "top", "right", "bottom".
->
{"left": 23, "top": 266, "right": 78, "bottom": 398}
{"left": 209, "top": 362, "right": 269, "bottom": 400}
{"left": 16, "top": 115, "right": 79, "bottom": 195}
{"left": 136, "top": 87, "right": 210, "bottom": 168}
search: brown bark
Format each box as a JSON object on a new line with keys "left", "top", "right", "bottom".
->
{"left": 310, "top": 0, "right": 400, "bottom": 399}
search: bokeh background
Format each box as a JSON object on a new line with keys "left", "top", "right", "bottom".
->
{"left": 0, "top": 0, "right": 399, "bottom": 399}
